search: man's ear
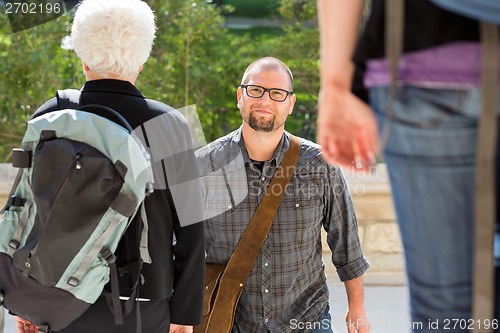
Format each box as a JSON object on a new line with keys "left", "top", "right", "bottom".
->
{"left": 236, "top": 86, "right": 243, "bottom": 109}
{"left": 288, "top": 94, "right": 297, "bottom": 115}
{"left": 83, "top": 63, "right": 90, "bottom": 72}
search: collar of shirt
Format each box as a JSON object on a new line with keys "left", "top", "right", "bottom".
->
{"left": 81, "top": 79, "right": 144, "bottom": 98}
{"left": 224, "top": 127, "right": 291, "bottom": 173}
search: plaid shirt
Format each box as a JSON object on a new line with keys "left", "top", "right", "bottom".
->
{"left": 195, "top": 128, "right": 368, "bottom": 333}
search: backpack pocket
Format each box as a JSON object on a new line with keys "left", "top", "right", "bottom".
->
{"left": 0, "top": 253, "right": 91, "bottom": 331}
{"left": 0, "top": 199, "right": 33, "bottom": 255}
{"left": 12, "top": 138, "right": 123, "bottom": 287}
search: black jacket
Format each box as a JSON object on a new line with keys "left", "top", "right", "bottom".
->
{"left": 34, "top": 79, "right": 205, "bottom": 325}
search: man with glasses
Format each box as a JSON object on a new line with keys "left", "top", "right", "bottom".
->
{"left": 196, "top": 57, "right": 370, "bottom": 333}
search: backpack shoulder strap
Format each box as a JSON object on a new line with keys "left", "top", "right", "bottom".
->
{"left": 1, "top": 89, "right": 81, "bottom": 213}
{"left": 472, "top": 22, "right": 499, "bottom": 329}
{"left": 56, "top": 89, "right": 81, "bottom": 109}
{"left": 0, "top": 169, "right": 23, "bottom": 214}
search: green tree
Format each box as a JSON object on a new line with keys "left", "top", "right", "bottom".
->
{"left": 0, "top": 12, "right": 81, "bottom": 161}
{"left": 141, "top": 0, "right": 245, "bottom": 142}
{"left": 276, "top": 0, "right": 319, "bottom": 141}
{"left": 0, "top": 0, "right": 322, "bottom": 161}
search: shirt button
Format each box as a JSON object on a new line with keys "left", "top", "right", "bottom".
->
{"left": 261, "top": 177, "right": 266, "bottom": 182}
{"left": 228, "top": 205, "right": 232, "bottom": 209}
{"left": 295, "top": 203, "right": 300, "bottom": 208}
{"left": 264, "top": 318, "right": 269, "bottom": 323}
{"left": 264, "top": 289, "right": 269, "bottom": 293}
{"left": 264, "top": 262, "right": 269, "bottom": 267}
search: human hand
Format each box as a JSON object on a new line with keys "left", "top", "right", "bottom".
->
{"left": 317, "top": 85, "right": 378, "bottom": 171}
{"left": 169, "top": 323, "right": 193, "bottom": 333}
{"left": 345, "top": 306, "right": 370, "bottom": 333}
{"left": 15, "top": 317, "right": 38, "bottom": 333}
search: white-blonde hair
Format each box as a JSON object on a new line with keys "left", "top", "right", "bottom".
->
{"left": 70, "top": 0, "right": 156, "bottom": 78}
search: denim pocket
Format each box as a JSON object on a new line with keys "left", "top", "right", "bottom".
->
{"left": 371, "top": 86, "right": 479, "bottom": 161}
{"left": 372, "top": 86, "right": 477, "bottom": 130}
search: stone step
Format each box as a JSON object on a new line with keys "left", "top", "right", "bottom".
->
{"left": 336, "top": 165, "right": 403, "bottom": 280}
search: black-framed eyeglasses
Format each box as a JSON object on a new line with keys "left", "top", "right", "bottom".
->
{"left": 240, "top": 84, "right": 294, "bottom": 102}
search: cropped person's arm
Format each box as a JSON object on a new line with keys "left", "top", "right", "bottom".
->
{"left": 317, "top": 0, "right": 378, "bottom": 170}
{"left": 344, "top": 276, "right": 370, "bottom": 333}
{"left": 15, "top": 316, "right": 38, "bottom": 333}
{"left": 318, "top": 0, "right": 364, "bottom": 89}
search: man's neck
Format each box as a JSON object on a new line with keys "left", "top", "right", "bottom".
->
{"left": 241, "top": 123, "right": 284, "bottom": 161}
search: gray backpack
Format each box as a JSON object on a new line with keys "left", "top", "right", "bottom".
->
{"left": 0, "top": 89, "right": 154, "bottom": 332}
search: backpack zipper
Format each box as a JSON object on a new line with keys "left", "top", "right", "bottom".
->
{"left": 24, "top": 153, "right": 83, "bottom": 274}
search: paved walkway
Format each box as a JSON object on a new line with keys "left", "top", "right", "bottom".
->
{"left": 225, "top": 16, "right": 283, "bottom": 29}
{"left": 328, "top": 277, "right": 410, "bottom": 333}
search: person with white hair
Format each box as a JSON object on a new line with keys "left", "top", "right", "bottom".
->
{"left": 14, "top": 1, "right": 205, "bottom": 332}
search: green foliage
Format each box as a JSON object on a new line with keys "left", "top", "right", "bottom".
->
{"left": 0, "top": 0, "right": 321, "bottom": 161}
{"left": 0, "top": 12, "right": 82, "bottom": 161}
{"left": 142, "top": 0, "right": 247, "bottom": 142}
{"left": 271, "top": 0, "right": 319, "bottom": 140}
{"left": 220, "top": 0, "right": 320, "bottom": 140}
{"left": 223, "top": 0, "right": 280, "bottom": 18}
{"left": 278, "top": 0, "right": 318, "bottom": 25}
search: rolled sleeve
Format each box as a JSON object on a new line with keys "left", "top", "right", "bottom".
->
{"left": 325, "top": 166, "right": 369, "bottom": 282}
{"left": 336, "top": 256, "right": 370, "bottom": 282}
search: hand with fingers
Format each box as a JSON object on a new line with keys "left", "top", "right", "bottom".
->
{"left": 346, "top": 307, "right": 371, "bottom": 333}
{"left": 169, "top": 323, "right": 193, "bottom": 333}
{"left": 317, "top": 85, "right": 378, "bottom": 171}
{"left": 15, "top": 317, "right": 38, "bottom": 333}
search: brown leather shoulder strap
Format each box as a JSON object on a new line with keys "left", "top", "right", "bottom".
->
{"left": 223, "top": 134, "right": 301, "bottom": 281}
{"left": 472, "top": 22, "right": 498, "bottom": 330}
{"left": 204, "top": 135, "right": 301, "bottom": 333}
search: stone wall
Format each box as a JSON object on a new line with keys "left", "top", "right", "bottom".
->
{"left": 323, "top": 164, "right": 405, "bottom": 285}
{"left": 0, "top": 163, "right": 17, "bottom": 207}
{"left": 0, "top": 163, "right": 405, "bottom": 285}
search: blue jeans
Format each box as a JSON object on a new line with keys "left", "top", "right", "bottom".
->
{"left": 370, "top": 86, "right": 500, "bottom": 333}
{"left": 311, "top": 305, "right": 334, "bottom": 333}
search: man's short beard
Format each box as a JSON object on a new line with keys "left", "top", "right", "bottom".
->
{"left": 248, "top": 113, "right": 275, "bottom": 132}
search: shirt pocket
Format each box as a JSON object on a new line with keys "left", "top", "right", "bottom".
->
{"left": 275, "top": 170, "right": 326, "bottom": 243}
